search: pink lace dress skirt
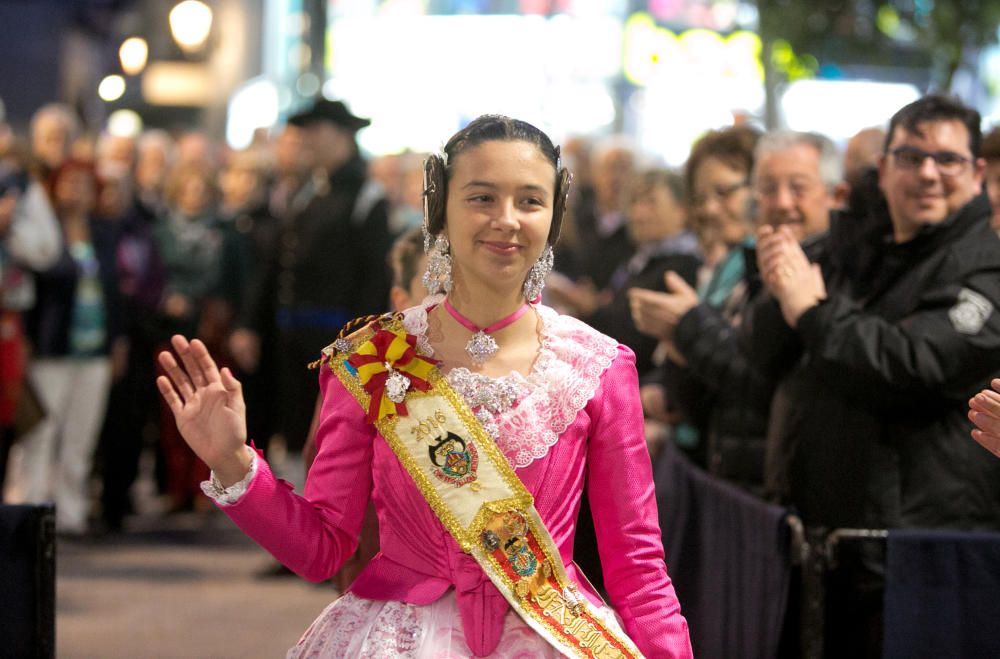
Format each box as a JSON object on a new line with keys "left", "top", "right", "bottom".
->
{"left": 287, "top": 591, "right": 562, "bottom": 658}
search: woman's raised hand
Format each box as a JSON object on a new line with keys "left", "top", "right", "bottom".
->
{"left": 156, "top": 335, "right": 252, "bottom": 486}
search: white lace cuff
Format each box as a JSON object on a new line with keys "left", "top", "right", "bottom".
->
{"left": 200, "top": 446, "right": 258, "bottom": 505}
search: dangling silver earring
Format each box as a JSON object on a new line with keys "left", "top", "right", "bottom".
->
{"left": 422, "top": 234, "right": 453, "bottom": 295}
{"left": 523, "top": 245, "right": 554, "bottom": 301}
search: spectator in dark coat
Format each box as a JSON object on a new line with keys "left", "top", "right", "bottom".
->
{"left": 750, "top": 92, "right": 1000, "bottom": 659}
{"left": 94, "top": 165, "right": 166, "bottom": 531}
{"left": 752, "top": 95, "right": 1000, "bottom": 532}
{"left": 558, "top": 137, "right": 636, "bottom": 289}
{"left": 630, "top": 130, "right": 843, "bottom": 493}
{"left": 626, "top": 125, "right": 761, "bottom": 478}
{"left": 229, "top": 98, "right": 392, "bottom": 477}
{"left": 154, "top": 160, "right": 243, "bottom": 512}
{"left": 583, "top": 168, "right": 701, "bottom": 377}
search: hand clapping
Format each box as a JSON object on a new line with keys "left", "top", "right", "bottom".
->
{"left": 969, "top": 378, "right": 1000, "bottom": 458}
{"left": 756, "top": 224, "right": 826, "bottom": 327}
{"left": 628, "top": 271, "right": 699, "bottom": 341}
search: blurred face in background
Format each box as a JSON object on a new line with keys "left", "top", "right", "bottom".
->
{"left": 690, "top": 156, "right": 752, "bottom": 249}
{"left": 561, "top": 136, "right": 593, "bottom": 189}
{"left": 53, "top": 166, "right": 97, "bottom": 218}
{"left": 273, "top": 125, "right": 312, "bottom": 178}
{"left": 175, "top": 172, "right": 212, "bottom": 218}
{"left": 177, "top": 132, "right": 215, "bottom": 168}
{"left": 844, "top": 127, "right": 885, "bottom": 180}
{"left": 96, "top": 173, "right": 130, "bottom": 219}
{"left": 628, "top": 181, "right": 687, "bottom": 244}
{"left": 983, "top": 158, "right": 1000, "bottom": 232}
{"left": 305, "top": 121, "right": 354, "bottom": 174}
{"left": 590, "top": 145, "right": 635, "bottom": 212}
{"left": 136, "top": 140, "right": 172, "bottom": 196}
{"left": 220, "top": 162, "right": 263, "bottom": 211}
{"left": 753, "top": 142, "right": 833, "bottom": 242}
{"left": 0, "top": 121, "right": 12, "bottom": 155}
{"left": 369, "top": 154, "right": 402, "bottom": 204}
{"left": 32, "top": 112, "right": 72, "bottom": 170}
{"left": 391, "top": 253, "right": 428, "bottom": 312}
{"left": 400, "top": 155, "right": 426, "bottom": 210}
{"left": 99, "top": 134, "right": 137, "bottom": 174}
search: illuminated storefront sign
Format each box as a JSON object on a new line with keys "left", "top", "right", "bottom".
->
{"left": 623, "top": 12, "right": 763, "bottom": 88}
{"left": 256, "top": 3, "right": 766, "bottom": 156}
{"left": 623, "top": 11, "right": 764, "bottom": 165}
{"left": 323, "top": 13, "right": 623, "bottom": 153}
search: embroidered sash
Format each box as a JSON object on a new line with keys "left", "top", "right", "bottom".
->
{"left": 321, "top": 316, "right": 643, "bottom": 659}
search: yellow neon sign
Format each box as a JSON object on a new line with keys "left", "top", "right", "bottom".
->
{"left": 623, "top": 12, "right": 764, "bottom": 87}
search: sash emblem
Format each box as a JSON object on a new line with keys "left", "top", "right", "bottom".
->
{"left": 429, "top": 432, "right": 480, "bottom": 487}
{"left": 509, "top": 542, "right": 539, "bottom": 577}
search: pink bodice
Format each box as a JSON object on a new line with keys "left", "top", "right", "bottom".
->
{"left": 219, "top": 305, "right": 692, "bottom": 658}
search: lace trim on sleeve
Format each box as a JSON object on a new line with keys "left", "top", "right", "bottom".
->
{"left": 200, "top": 445, "right": 259, "bottom": 505}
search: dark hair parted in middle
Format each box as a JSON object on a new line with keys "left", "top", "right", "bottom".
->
{"left": 422, "top": 115, "right": 572, "bottom": 245}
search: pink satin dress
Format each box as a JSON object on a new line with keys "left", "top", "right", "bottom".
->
{"left": 216, "top": 304, "right": 693, "bottom": 658}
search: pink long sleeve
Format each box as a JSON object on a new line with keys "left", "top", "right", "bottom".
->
{"left": 587, "top": 346, "right": 693, "bottom": 658}
{"left": 218, "top": 369, "right": 376, "bottom": 583}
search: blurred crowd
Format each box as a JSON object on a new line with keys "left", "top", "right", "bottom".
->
{"left": 1, "top": 92, "right": 1000, "bottom": 646}
{"left": 0, "top": 97, "right": 403, "bottom": 533}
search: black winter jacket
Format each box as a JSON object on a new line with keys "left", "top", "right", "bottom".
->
{"left": 750, "top": 194, "right": 1000, "bottom": 530}
{"left": 245, "top": 155, "right": 392, "bottom": 348}
{"left": 666, "top": 236, "right": 827, "bottom": 492}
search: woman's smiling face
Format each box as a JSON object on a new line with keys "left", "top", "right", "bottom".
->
{"left": 444, "top": 139, "right": 555, "bottom": 296}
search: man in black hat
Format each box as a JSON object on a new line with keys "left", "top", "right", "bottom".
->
{"left": 231, "top": 97, "right": 391, "bottom": 476}
{"left": 290, "top": 99, "right": 372, "bottom": 177}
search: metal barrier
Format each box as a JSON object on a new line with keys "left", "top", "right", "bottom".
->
{"left": 0, "top": 503, "right": 56, "bottom": 659}
{"left": 786, "top": 525, "right": 888, "bottom": 659}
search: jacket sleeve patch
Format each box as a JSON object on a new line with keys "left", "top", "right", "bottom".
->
{"left": 948, "top": 287, "right": 994, "bottom": 335}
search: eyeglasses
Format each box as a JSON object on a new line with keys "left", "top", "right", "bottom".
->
{"left": 753, "top": 178, "right": 823, "bottom": 200}
{"left": 692, "top": 180, "right": 748, "bottom": 208}
{"left": 889, "top": 146, "right": 972, "bottom": 176}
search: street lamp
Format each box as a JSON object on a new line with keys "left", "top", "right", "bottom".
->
{"left": 169, "top": 0, "right": 213, "bottom": 53}
{"left": 119, "top": 37, "right": 149, "bottom": 76}
{"left": 98, "top": 75, "right": 126, "bottom": 102}
{"left": 107, "top": 110, "right": 143, "bottom": 137}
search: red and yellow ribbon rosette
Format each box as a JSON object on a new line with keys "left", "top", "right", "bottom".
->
{"left": 347, "top": 328, "right": 439, "bottom": 422}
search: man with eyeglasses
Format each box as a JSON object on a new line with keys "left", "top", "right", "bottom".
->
{"left": 750, "top": 94, "right": 1000, "bottom": 655}
{"left": 755, "top": 93, "right": 1000, "bottom": 529}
